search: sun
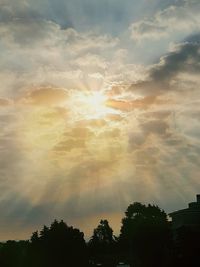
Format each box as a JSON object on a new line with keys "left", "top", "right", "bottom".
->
{"left": 71, "top": 91, "right": 117, "bottom": 120}
{"left": 83, "top": 91, "right": 107, "bottom": 110}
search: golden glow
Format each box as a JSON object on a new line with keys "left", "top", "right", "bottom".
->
{"left": 71, "top": 91, "right": 118, "bottom": 120}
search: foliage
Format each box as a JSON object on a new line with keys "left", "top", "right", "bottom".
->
{"left": 0, "top": 201, "right": 199, "bottom": 267}
{"left": 29, "top": 220, "right": 88, "bottom": 267}
{"left": 120, "top": 202, "right": 171, "bottom": 267}
{"left": 0, "top": 240, "right": 29, "bottom": 267}
{"left": 89, "top": 219, "right": 116, "bottom": 266}
{"left": 90, "top": 220, "right": 115, "bottom": 246}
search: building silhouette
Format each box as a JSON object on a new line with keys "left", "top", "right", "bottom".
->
{"left": 169, "top": 194, "right": 200, "bottom": 230}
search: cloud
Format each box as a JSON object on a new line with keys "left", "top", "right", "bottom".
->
{"left": 0, "top": 15, "right": 121, "bottom": 97}
{"left": 141, "top": 120, "right": 170, "bottom": 136}
{"left": 151, "top": 36, "right": 200, "bottom": 83}
{"left": 21, "top": 87, "right": 69, "bottom": 106}
{"left": 0, "top": 98, "right": 13, "bottom": 106}
{"left": 107, "top": 95, "right": 160, "bottom": 111}
{"left": 131, "top": 21, "right": 167, "bottom": 40}
{"left": 130, "top": 1, "right": 200, "bottom": 41}
{"left": 53, "top": 132, "right": 89, "bottom": 152}
{"left": 121, "top": 31, "right": 200, "bottom": 219}
{"left": 129, "top": 33, "right": 200, "bottom": 99}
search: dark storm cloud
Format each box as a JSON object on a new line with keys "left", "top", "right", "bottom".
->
{"left": 130, "top": 33, "right": 200, "bottom": 96}
{"left": 151, "top": 35, "right": 200, "bottom": 83}
{"left": 186, "top": 33, "right": 200, "bottom": 43}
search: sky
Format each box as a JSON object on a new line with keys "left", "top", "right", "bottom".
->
{"left": 0, "top": 0, "right": 200, "bottom": 240}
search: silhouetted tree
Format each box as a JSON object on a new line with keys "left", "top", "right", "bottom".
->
{"left": 89, "top": 219, "right": 116, "bottom": 266}
{"left": 29, "top": 220, "right": 88, "bottom": 267}
{"left": 0, "top": 240, "right": 29, "bottom": 267}
{"left": 2, "top": 202, "right": 200, "bottom": 267}
{"left": 91, "top": 220, "right": 114, "bottom": 245}
{"left": 120, "top": 202, "right": 171, "bottom": 267}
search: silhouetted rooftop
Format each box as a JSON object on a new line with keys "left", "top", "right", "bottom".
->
{"left": 169, "top": 194, "right": 200, "bottom": 216}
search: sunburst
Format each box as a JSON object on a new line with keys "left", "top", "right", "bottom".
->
{"left": 71, "top": 91, "right": 117, "bottom": 120}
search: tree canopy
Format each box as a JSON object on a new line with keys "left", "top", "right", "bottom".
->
{"left": 120, "top": 202, "right": 171, "bottom": 267}
{"left": 90, "top": 220, "right": 114, "bottom": 245}
{"left": 89, "top": 219, "right": 116, "bottom": 266}
{"left": 0, "top": 201, "right": 199, "bottom": 267}
{"left": 30, "top": 220, "right": 88, "bottom": 267}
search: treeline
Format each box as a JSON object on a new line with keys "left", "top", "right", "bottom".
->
{"left": 0, "top": 202, "right": 199, "bottom": 267}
